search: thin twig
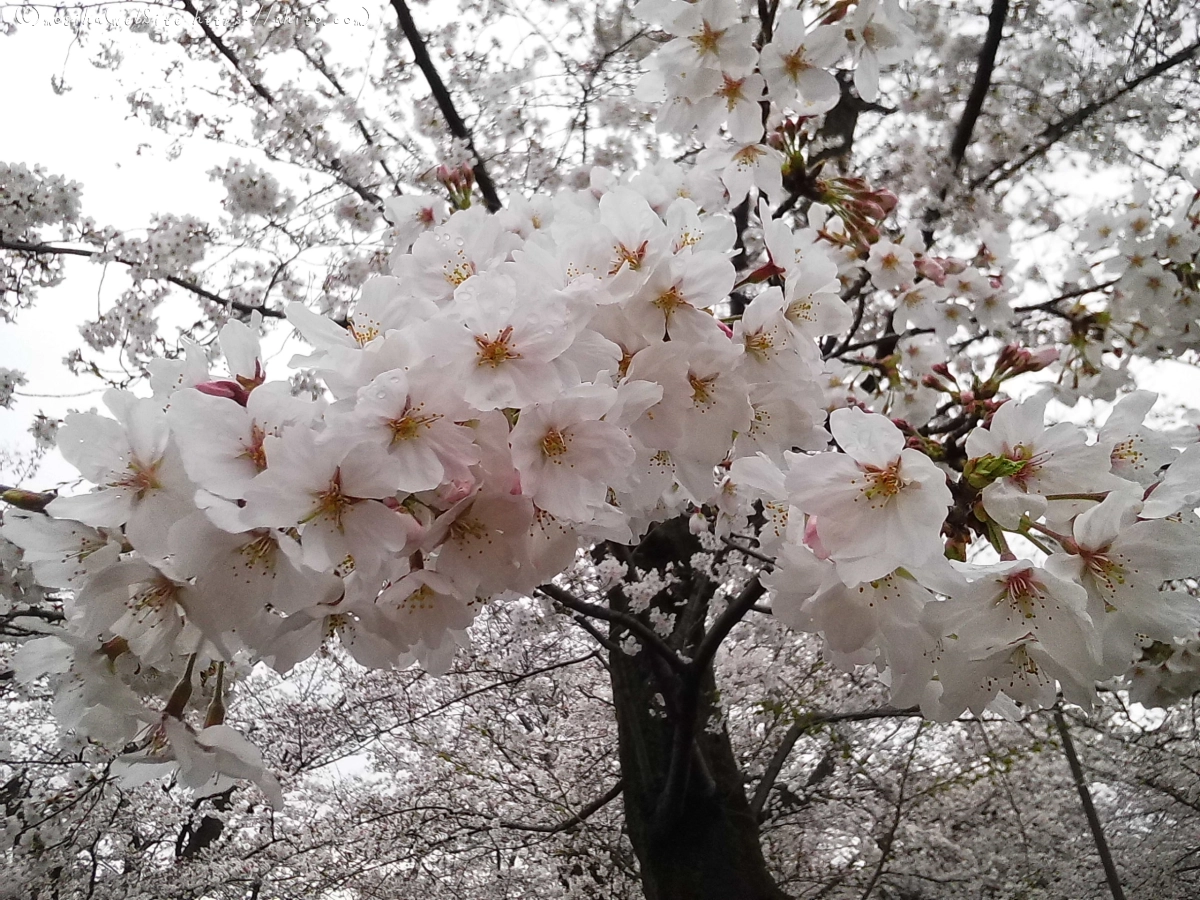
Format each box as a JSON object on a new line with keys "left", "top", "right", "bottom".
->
{"left": 179, "top": 0, "right": 383, "bottom": 209}
{"left": 0, "top": 239, "right": 285, "bottom": 319}
{"left": 859, "top": 721, "right": 924, "bottom": 899}
{"left": 974, "top": 39, "right": 1200, "bottom": 191}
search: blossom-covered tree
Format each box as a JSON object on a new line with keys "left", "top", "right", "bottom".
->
{"left": 4, "top": 0, "right": 1200, "bottom": 897}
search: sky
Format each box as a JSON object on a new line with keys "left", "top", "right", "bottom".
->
{"left": 0, "top": 16, "right": 233, "bottom": 487}
{"left": 0, "top": 2, "right": 397, "bottom": 490}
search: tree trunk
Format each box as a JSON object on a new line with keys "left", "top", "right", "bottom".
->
{"left": 605, "top": 518, "right": 790, "bottom": 900}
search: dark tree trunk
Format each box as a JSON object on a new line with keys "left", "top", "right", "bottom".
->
{"left": 604, "top": 518, "right": 790, "bottom": 900}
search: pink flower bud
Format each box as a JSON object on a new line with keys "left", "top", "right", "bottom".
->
{"left": 195, "top": 380, "right": 250, "bottom": 406}
{"left": 914, "top": 256, "right": 946, "bottom": 286}
{"left": 874, "top": 189, "right": 898, "bottom": 214}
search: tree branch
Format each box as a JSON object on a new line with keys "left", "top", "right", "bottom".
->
{"left": 949, "top": 0, "right": 1009, "bottom": 173}
{"left": 1054, "top": 707, "right": 1128, "bottom": 900}
{"left": 0, "top": 239, "right": 286, "bottom": 319}
{"left": 178, "top": 0, "right": 383, "bottom": 210}
{"left": 690, "top": 575, "right": 766, "bottom": 675}
{"left": 499, "top": 780, "right": 623, "bottom": 833}
{"left": 654, "top": 574, "right": 768, "bottom": 832}
{"left": 750, "top": 706, "right": 923, "bottom": 821}
{"left": 858, "top": 721, "right": 923, "bottom": 900}
{"left": 922, "top": 0, "right": 1008, "bottom": 244}
{"left": 537, "top": 583, "right": 688, "bottom": 675}
{"left": 825, "top": 271, "right": 872, "bottom": 358}
{"left": 974, "top": 38, "right": 1200, "bottom": 191}
{"left": 750, "top": 720, "right": 805, "bottom": 821}
{"left": 390, "top": 0, "right": 503, "bottom": 212}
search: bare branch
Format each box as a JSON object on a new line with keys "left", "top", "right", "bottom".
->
{"left": 390, "top": 0, "right": 503, "bottom": 213}
{"left": 0, "top": 239, "right": 286, "bottom": 319}
{"left": 537, "top": 582, "right": 688, "bottom": 675}
{"left": 975, "top": 38, "right": 1200, "bottom": 192}
{"left": 500, "top": 780, "right": 623, "bottom": 833}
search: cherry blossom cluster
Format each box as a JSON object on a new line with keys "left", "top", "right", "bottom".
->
{"left": 1068, "top": 183, "right": 1200, "bottom": 357}
{"left": 10, "top": 167, "right": 1200, "bottom": 798}
{"left": 0, "top": 162, "right": 83, "bottom": 241}
{"left": 636, "top": 0, "right": 915, "bottom": 140}
{"left": 0, "top": 162, "right": 85, "bottom": 317}
{"left": 635, "top": 0, "right": 915, "bottom": 206}
{"left": 0, "top": 367, "right": 26, "bottom": 410}
{"left": 743, "top": 392, "right": 1200, "bottom": 720}
{"left": 5, "top": 0, "right": 1200, "bottom": 805}
{"left": 0, "top": 168, "right": 819, "bottom": 797}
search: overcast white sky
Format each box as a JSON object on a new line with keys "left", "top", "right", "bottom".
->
{"left": 0, "top": 17, "right": 231, "bottom": 487}
{"left": 0, "top": 3, "right": 397, "bottom": 489}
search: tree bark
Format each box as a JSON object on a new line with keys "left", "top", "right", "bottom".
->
{"left": 604, "top": 518, "right": 790, "bottom": 900}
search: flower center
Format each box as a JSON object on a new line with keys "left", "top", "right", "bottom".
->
{"left": 444, "top": 260, "right": 476, "bottom": 286}
{"left": 689, "top": 372, "right": 718, "bottom": 406}
{"left": 786, "top": 296, "right": 816, "bottom": 323}
{"left": 474, "top": 325, "right": 522, "bottom": 367}
{"left": 111, "top": 458, "right": 162, "bottom": 499}
{"left": 653, "top": 285, "right": 689, "bottom": 317}
{"left": 733, "top": 144, "right": 766, "bottom": 169}
{"left": 239, "top": 421, "right": 269, "bottom": 471}
{"left": 689, "top": 20, "right": 725, "bottom": 57}
{"left": 610, "top": 240, "right": 649, "bottom": 275}
{"left": 305, "top": 468, "right": 355, "bottom": 529}
{"left": 238, "top": 533, "right": 277, "bottom": 572}
{"left": 402, "top": 583, "right": 438, "bottom": 610}
{"left": 861, "top": 460, "right": 904, "bottom": 500}
{"left": 744, "top": 329, "right": 775, "bottom": 360}
{"left": 717, "top": 74, "right": 747, "bottom": 110}
{"left": 1000, "top": 568, "right": 1046, "bottom": 618}
{"left": 782, "top": 48, "right": 811, "bottom": 80}
{"left": 349, "top": 320, "right": 380, "bottom": 346}
{"left": 389, "top": 401, "right": 441, "bottom": 443}
{"left": 540, "top": 427, "right": 569, "bottom": 458}
{"left": 131, "top": 576, "right": 178, "bottom": 612}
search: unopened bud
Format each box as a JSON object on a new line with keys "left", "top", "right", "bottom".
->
{"left": 914, "top": 256, "right": 946, "bottom": 286}
{"left": 196, "top": 380, "right": 250, "bottom": 406}
{"left": 163, "top": 654, "right": 198, "bottom": 720}
{"left": 873, "top": 189, "right": 898, "bottom": 214}
{"left": 1, "top": 486, "right": 56, "bottom": 512}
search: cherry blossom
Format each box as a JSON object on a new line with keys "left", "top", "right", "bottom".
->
{"left": 787, "top": 407, "right": 951, "bottom": 584}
